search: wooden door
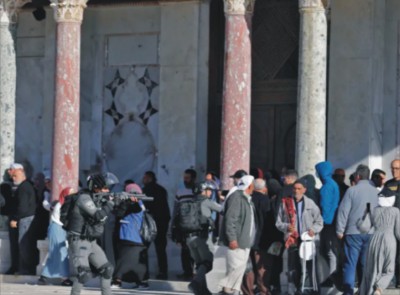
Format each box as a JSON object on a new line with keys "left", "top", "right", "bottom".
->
{"left": 207, "top": 0, "right": 299, "bottom": 174}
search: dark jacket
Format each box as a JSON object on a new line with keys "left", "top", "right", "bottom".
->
{"left": 219, "top": 190, "right": 256, "bottom": 249}
{"left": 315, "top": 161, "right": 340, "bottom": 225}
{"left": 0, "top": 182, "right": 13, "bottom": 216}
{"left": 11, "top": 180, "right": 36, "bottom": 220}
{"left": 142, "top": 181, "right": 170, "bottom": 223}
{"left": 251, "top": 191, "right": 270, "bottom": 250}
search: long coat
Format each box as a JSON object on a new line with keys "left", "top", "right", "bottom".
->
{"left": 359, "top": 206, "right": 400, "bottom": 295}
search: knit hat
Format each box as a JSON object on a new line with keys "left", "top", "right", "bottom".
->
{"left": 126, "top": 183, "right": 142, "bottom": 194}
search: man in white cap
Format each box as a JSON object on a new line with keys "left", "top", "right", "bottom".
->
{"left": 219, "top": 175, "right": 256, "bottom": 295}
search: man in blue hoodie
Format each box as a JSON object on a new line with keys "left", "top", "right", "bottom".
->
{"left": 315, "top": 161, "right": 340, "bottom": 286}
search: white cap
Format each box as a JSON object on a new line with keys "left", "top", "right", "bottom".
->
{"left": 9, "top": 163, "right": 24, "bottom": 170}
{"left": 237, "top": 175, "right": 255, "bottom": 191}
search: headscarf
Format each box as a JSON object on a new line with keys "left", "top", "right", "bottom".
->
{"left": 125, "top": 183, "right": 142, "bottom": 194}
{"left": 378, "top": 196, "right": 396, "bottom": 207}
{"left": 378, "top": 187, "right": 397, "bottom": 207}
{"left": 59, "top": 187, "right": 73, "bottom": 205}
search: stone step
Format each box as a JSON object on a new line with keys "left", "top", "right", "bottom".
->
{"left": 0, "top": 276, "right": 399, "bottom": 295}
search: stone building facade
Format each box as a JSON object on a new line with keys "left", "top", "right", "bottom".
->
{"left": 0, "top": 0, "right": 398, "bottom": 274}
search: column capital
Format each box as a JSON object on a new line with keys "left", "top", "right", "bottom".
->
{"left": 299, "top": 0, "right": 325, "bottom": 11}
{"left": 223, "top": 0, "right": 255, "bottom": 15}
{"left": 0, "top": 0, "right": 30, "bottom": 24}
{"left": 50, "top": 0, "right": 88, "bottom": 23}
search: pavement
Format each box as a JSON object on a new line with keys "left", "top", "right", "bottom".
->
{"left": 1, "top": 275, "right": 400, "bottom": 295}
{"left": 0, "top": 275, "right": 193, "bottom": 294}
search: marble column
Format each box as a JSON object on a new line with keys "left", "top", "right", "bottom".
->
{"left": 0, "top": 0, "right": 29, "bottom": 177}
{"left": 295, "top": 0, "right": 327, "bottom": 178}
{"left": 50, "top": 0, "right": 87, "bottom": 201}
{"left": 220, "top": 0, "right": 254, "bottom": 190}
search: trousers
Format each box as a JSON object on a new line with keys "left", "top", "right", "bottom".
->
{"left": 68, "top": 237, "right": 112, "bottom": 295}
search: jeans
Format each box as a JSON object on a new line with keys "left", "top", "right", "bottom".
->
{"left": 342, "top": 234, "right": 371, "bottom": 295}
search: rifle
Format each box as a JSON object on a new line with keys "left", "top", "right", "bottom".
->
{"left": 92, "top": 192, "right": 154, "bottom": 206}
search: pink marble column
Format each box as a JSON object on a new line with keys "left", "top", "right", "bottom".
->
{"left": 220, "top": 0, "right": 255, "bottom": 189}
{"left": 50, "top": 0, "right": 87, "bottom": 200}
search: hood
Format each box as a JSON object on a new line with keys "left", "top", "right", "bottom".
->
{"left": 315, "top": 161, "right": 333, "bottom": 182}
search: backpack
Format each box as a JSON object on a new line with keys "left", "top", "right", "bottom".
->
{"left": 119, "top": 210, "right": 157, "bottom": 245}
{"left": 60, "top": 193, "right": 79, "bottom": 231}
{"left": 140, "top": 211, "right": 158, "bottom": 245}
{"left": 120, "top": 212, "right": 143, "bottom": 244}
{"left": 177, "top": 197, "right": 207, "bottom": 233}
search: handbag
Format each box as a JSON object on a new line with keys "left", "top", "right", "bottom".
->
{"left": 356, "top": 202, "right": 372, "bottom": 233}
{"left": 140, "top": 211, "right": 158, "bottom": 245}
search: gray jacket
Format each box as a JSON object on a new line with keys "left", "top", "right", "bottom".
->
{"left": 336, "top": 180, "right": 378, "bottom": 235}
{"left": 276, "top": 195, "right": 323, "bottom": 242}
{"left": 219, "top": 190, "right": 255, "bottom": 249}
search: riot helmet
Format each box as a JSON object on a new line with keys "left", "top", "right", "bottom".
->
{"left": 87, "top": 172, "right": 119, "bottom": 192}
{"left": 193, "top": 180, "right": 217, "bottom": 195}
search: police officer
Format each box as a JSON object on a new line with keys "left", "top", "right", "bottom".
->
{"left": 187, "top": 181, "right": 223, "bottom": 295}
{"left": 66, "top": 172, "right": 120, "bottom": 295}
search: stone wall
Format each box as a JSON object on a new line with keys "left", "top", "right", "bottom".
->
{"left": 15, "top": 0, "right": 209, "bottom": 206}
{"left": 328, "top": 0, "right": 388, "bottom": 177}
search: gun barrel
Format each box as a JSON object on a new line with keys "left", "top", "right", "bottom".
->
{"left": 136, "top": 196, "right": 154, "bottom": 201}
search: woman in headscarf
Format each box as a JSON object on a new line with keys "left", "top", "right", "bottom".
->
{"left": 111, "top": 183, "right": 149, "bottom": 290}
{"left": 38, "top": 187, "right": 74, "bottom": 286}
{"left": 359, "top": 188, "right": 400, "bottom": 295}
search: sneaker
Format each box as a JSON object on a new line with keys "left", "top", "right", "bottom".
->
{"left": 61, "top": 279, "right": 73, "bottom": 286}
{"left": 111, "top": 279, "right": 122, "bottom": 289}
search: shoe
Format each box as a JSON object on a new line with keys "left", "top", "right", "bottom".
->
{"left": 218, "top": 290, "right": 234, "bottom": 294}
{"left": 373, "top": 288, "right": 382, "bottom": 295}
{"left": 111, "top": 279, "right": 122, "bottom": 289}
{"left": 37, "top": 276, "right": 50, "bottom": 285}
{"left": 176, "top": 272, "right": 193, "bottom": 281}
{"left": 5, "top": 268, "right": 16, "bottom": 275}
{"left": 138, "top": 281, "right": 149, "bottom": 290}
{"left": 61, "top": 279, "right": 73, "bottom": 286}
{"left": 321, "top": 278, "right": 334, "bottom": 288}
{"left": 156, "top": 272, "right": 168, "bottom": 280}
{"left": 188, "top": 281, "right": 203, "bottom": 295}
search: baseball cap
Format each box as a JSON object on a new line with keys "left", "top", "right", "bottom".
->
{"left": 230, "top": 169, "right": 248, "bottom": 179}
{"left": 9, "top": 163, "right": 24, "bottom": 170}
{"left": 237, "top": 175, "right": 255, "bottom": 190}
